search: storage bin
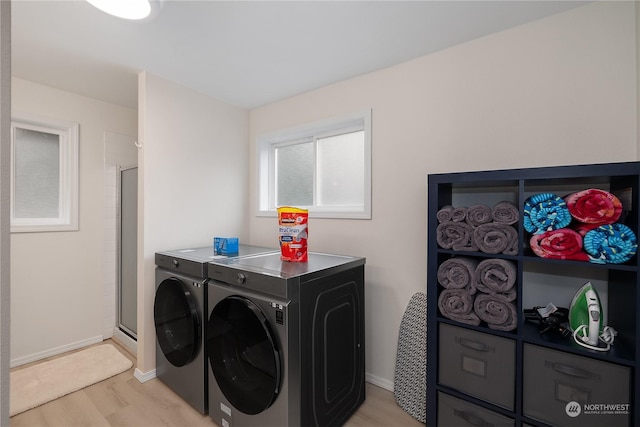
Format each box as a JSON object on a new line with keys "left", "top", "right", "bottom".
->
{"left": 438, "top": 392, "right": 514, "bottom": 427}
{"left": 523, "top": 344, "right": 630, "bottom": 427}
{"left": 438, "top": 323, "right": 515, "bottom": 410}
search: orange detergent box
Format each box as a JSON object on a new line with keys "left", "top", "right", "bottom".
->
{"left": 278, "top": 206, "right": 308, "bottom": 262}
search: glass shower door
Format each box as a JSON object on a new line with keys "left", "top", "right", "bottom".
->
{"left": 119, "top": 166, "right": 137, "bottom": 338}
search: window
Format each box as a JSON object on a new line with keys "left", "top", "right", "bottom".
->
{"left": 257, "top": 110, "right": 371, "bottom": 219}
{"left": 11, "top": 114, "right": 79, "bottom": 232}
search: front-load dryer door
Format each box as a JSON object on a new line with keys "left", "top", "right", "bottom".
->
{"left": 154, "top": 277, "right": 201, "bottom": 367}
{"left": 207, "top": 295, "right": 282, "bottom": 415}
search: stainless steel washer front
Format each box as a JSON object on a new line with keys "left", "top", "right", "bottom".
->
{"left": 155, "top": 268, "right": 207, "bottom": 413}
{"left": 207, "top": 279, "right": 292, "bottom": 427}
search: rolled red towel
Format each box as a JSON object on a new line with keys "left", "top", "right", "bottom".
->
{"left": 565, "top": 188, "right": 622, "bottom": 225}
{"left": 572, "top": 222, "right": 600, "bottom": 237}
{"left": 530, "top": 228, "right": 590, "bottom": 261}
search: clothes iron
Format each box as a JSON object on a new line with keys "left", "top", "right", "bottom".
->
{"left": 569, "top": 281, "right": 615, "bottom": 351}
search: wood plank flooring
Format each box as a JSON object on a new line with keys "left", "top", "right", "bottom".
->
{"left": 10, "top": 340, "right": 425, "bottom": 426}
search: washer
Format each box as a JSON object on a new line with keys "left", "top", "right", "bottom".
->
{"left": 207, "top": 251, "right": 366, "bottom": 427}
{"left": 154, "top": 244, "right": 277, "bottom": 414}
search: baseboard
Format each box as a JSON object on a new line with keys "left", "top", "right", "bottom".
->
{"left": 134, "top": 368, "right": 156, "bottom": 383}
{"left": 10, "top": 335, "right": 104, "bottom": 368}
{"left": 366, "top": 372, "right": 394, "bottom": 392}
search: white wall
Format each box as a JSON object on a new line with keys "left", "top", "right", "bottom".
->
{"left": 249, "top": 1, "right": 638, "bottom": 390}
{"left": 137, "top": 72, "right": 250, "bottom": 374}
{"left": 10, "top": 78, "right": 137, "bottom": 365}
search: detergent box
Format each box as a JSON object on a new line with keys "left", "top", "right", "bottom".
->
{"left": 213, "top": 237, "right": 239, "bottom": 255}
{"left": 278, "top": 206, "right": 308, "bottom": 262}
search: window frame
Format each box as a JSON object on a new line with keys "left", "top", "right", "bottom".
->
{"left": 10, "top": 113, "right": 79, "bottom": 233}
{"left": 257, "top": 110, "right": 372, "bottom": 219}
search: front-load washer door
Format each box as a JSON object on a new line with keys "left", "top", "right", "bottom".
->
{"left": 207, "top": 295, "right": 282, "bottom": 415}
{"left": 154, "top": 277, "right": 201, "bottom": 367}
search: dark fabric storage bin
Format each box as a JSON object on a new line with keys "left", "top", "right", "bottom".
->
{"left": 523, "top": 344, "right": 630, "bottom": 427}
{"left": 438, "top": 323, "right": 516, "bottom": 410}
{"left": 438, "top": 392, "right": 515, "bottom": 427}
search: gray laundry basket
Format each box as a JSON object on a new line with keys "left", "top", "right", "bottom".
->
{"left": 394, "top": 292, "right": 426, "bottom": 423}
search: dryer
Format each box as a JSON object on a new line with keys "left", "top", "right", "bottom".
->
{"left": 154, "top": 245, "right": 277, "bottom": 414}
{"left": 207, "top": 251, "right": 366, "bottom": 427}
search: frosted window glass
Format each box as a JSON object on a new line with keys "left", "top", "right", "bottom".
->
{"left": 275, "top": 142, "right": 313, "bottom": 206}
{"left": 14, "top": 128, "right": 60, "bottom": 218}
{"left": 317, "top": 131, "right": 364, "bottom": 206}
{"left": 257, "top": 109, "right": 371, "bottom": 219}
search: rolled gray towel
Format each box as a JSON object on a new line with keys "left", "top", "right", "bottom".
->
{"left": 474, "top": 258, "right": 517, "bottom": 296}
{"left": 466, "top": 204, "right": 492, "bottom": 228}
{"left": 473, "top": 223, "right": 518, "bottom": 255}
{"left": 437, "top": 205, "right": 454, "bottom": 223}
{"left": 474, "top": 293, "right": 517, "bottom": 331}
{"left": 492, "top": 201, "right": 519, "bottom": 225}
{"left": 451, "top": 206, "right": 468, "bottom": 222}
{"left": 437, "top": 257, "right": 478, "bottom": 294}
{"left": 437, "top": 222, "right": 478, "bottom": 251}
{"left": 438, "top": 289, "right": 480, "bottom": 326}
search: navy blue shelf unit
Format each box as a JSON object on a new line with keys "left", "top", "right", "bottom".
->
{"left": 427, "top": 161, "right": 640, "bottom": 427}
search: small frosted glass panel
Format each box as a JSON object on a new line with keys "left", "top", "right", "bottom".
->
{"left": 275, "top": 142, "right": 314, "bottom": 206}
{"left": 317, "top": 131, "right": 364, "bottom": 206}
{"left": 14, "top": 128, "right": 60, "bottom": 218}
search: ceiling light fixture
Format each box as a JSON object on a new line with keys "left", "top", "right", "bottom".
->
{"left": 86, "top": 0, "right": 154, "bottom": 21}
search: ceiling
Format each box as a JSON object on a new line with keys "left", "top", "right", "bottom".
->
{"left": 11, "top": 0, "right": 587, "bottom": 110}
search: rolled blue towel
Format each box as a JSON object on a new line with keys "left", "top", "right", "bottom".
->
{"left": 523, "top": 193, "right": 572, "bottom": 234}
{"left": 583, "top": 223, "right": 638, "bottom": 264}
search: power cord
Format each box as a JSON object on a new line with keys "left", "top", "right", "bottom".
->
{"left": 573, "top": 324, "right": 617, "bottom": 352}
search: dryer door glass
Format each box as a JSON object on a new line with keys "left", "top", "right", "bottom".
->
{"left": 154, "top": 278, "right": 201, "bottom": 367}
{"left": 208, "top": 296, "right": 281, "bottom": 415}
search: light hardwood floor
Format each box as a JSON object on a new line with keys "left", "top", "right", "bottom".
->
{"left": 10, "top": 339, "right": 425, "bottom": 427}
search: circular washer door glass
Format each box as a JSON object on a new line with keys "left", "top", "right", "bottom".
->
{"left": 154, "top": 277, "right": 200, "bottom": 367}
{"left": 208, "top": 296, "right": 281, "bottom": 415}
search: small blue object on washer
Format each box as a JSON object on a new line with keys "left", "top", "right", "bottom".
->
{"left": 214, "top": 237, "right": 239, "bottom": 255}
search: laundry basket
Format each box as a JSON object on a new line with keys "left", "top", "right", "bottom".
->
{"left": 394, "top": 292, "right": 426, "bottom": 423}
